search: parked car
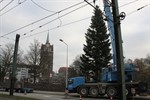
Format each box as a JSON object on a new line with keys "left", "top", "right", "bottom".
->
{"left": 147, "top": 89, "right": 150, "bottom": 95}
{"left": 5, "top": 87, "right": 18, "bottom": 92}
{"left": 15, "top": 87, "right": 33, "bottom": 93}
{"left": 0, "top": 86, "right": 5, "bottom": 91}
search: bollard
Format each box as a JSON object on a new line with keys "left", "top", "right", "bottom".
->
{"left": 110, "top": 96, "right": 113, "bottom": 100}
{"left": 64, "top": 89, "right": 69, "bottom": 99}
{"left": 79, "top": 94, "right": 82, "bottom": 100}
{"left": 24, "top": 90, "right": 27, "bottom": 95}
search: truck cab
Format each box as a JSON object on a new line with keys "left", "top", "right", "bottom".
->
{"left": 68, "top": 76, "right": 85, "bottom": 93}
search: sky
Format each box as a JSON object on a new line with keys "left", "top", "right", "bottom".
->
{"left": 0, "top": 0, "right": 150, "bottom": 72}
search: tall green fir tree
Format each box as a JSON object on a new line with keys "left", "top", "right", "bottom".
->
{"left": 80, "top": 6, "right": 112, "bottom": 82}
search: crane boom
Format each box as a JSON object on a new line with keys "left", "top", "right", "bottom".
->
{"left": 103, "top": 0, "right": 117, "bottom": 68}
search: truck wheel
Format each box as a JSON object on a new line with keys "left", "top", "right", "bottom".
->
{"left": 106, "top": 87, "right": 117, "bottom": 97}
{"left": 126, "top": 89, "right": 128, "bottom": 95}
{"left": 127, "top": 88, "right": 136, "bottom": 97}
{"left": 131, "top": 88, "right": 136, "bottom": 96}
{"left": 89, "top": 87, "right": 99, "bottom": 97}
{"left": 79, "top": 87, "right": 88, "bottom": 97}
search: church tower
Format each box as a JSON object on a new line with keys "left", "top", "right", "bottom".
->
{"left": 40, "top": 33, "right": 53, "bottom": 83}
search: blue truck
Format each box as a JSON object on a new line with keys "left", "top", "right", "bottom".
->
{"left": 67, "top": 63, "right": 146, "bottom": 97}
{"left": 67, "top": 0, "right": 147, "bottom": 98}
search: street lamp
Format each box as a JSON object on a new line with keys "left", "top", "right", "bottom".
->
{"left": 59, "top": 39, "right": 68, "bottom": 97}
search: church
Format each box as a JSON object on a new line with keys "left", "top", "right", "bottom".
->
{"left": 40, "top": 33, "right": 53, "bottom": 83}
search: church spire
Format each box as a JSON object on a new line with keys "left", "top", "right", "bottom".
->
{"left": 46, "top": 32, "right": 49, "bottom": 44}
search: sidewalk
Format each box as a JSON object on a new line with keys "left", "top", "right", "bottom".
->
{"left": 34, "top": 90, "right": 64, "bottom": 95}
{"left": 34, "top": 90, "right": 77, "bottom": 96}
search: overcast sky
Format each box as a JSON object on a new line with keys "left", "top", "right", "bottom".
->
{"left": 0, "top": 0, "right": 149, "bottom": 72}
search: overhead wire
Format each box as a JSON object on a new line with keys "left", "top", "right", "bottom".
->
{"left": 57, "top": 13, "right": 62, "bottom": 28}
{"left": 103, "top": 0, "right": 141, "bottom": 22}
{"left": 22, "top": 2, "right": 90, "bottom": 36}
{"left": 119, "top": 0, "right": 139, "bottom": 8}
{"left": 30, "top": 0, "right": 55, "bottom": 13}
{"left": 0, "top": 0, "right": 4, "bottom": 3}
{"left": 85, "top": 0, "right": 113, "bottom": 23}
{"left": 0, "top": 0, "right": 14, "bottom": 12}
{"left": 21, "top": 16, "right": 91, "bottom": 40}
{"left": 39, "top": 3, "right": 89, "bottom": 30}
{"left": 127, "top": 3, "right": 150, "bottom": 16}
{"left": 1, "top": 0, "right": 149, "bottom": 40}
{"left": 0, "top": 0, "right": 139, "bottom": 37}
{"left": 14, "top": 1, "right": 150, "bottom": 40}
{"left": 0, "top": 0, "right": 27, "bottom": 16}
{"left": 21, "top": 30, "right": 49, "bottom": 39}
{"left": 0, "top": 36, "right": 15, "bottom": 41}
{"left": 22, "top": 1, "right": 149, "bottom": 39}
{"left": 104, "top": 0, "right": 149, "bottom": 22}
{"left": 0, "top": 0, "right": 85, "bottom": 38}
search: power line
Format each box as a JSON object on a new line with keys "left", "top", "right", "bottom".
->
{"left": 0, "top": 1, "right": 85, "bottom": 38}
{"left": 30, "top": 0, "right": 55, "bottom": 13}
{"left": 57, "top": 13, "right": 62, "bottom": 27}
{"left": 0, "top": 0, "right": 4, "bottom": 3}
{"left": 85, "top": 0, "right": 113, "bottom": 23}
{"left": 1, "top": 0, "right": 149, "bottom": 39}
{"left": 0, "top": 0, "right": 27, "bottom": 16}
{"left": 39, "top": 3, "right": 89, "bottom": 30}
{"left": 0, "top": 0, "right": 14, "bottom": 12}
{"left": 119, "top": 0, "right": 139, "bottom": 8}
{"left": 127, "top": 3, "right": 150, "bottom": 16}
{"left": 20, "top": 2, "right": 89, "bottom": 37}
{"left": 22, "top": 8, "right": 112, "bottom": 39}
{"left": 16, "top": 2, "right": 150, "bottom": 41}
{"left": 0, "top": 36, "right": 15, "bottom": 41}
{"left": 21, "top": 16, "right": 91, "bottom": 39}
{"left": 105, "top": 0, "right": 149, "bottom": 22}
{"left": 21, "top": 30, "right": 49, "bottom": 39}
{"left": 59, "top": 17, "right": 91, "bottom": 28}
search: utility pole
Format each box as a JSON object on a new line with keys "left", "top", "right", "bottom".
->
{"left": 10, "top": 34, "right": 20, "bottom": 96}
{"left": 111, "top": 0, "right": 126, "bottom": 100}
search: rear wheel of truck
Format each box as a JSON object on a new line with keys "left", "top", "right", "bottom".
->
{"left": 126, "top": 88, "right": 129, "bottom": 95}
{"left": 131, "top": 88, "right": 136, "bottom": 96}
{"left": 106, "top": 86, "right": 117, "bottom": 97}
{"left": 89, "top": 87, "right": 99, "bottom": 97}
{"left": 127, "top": 88, "right": 136, "bottom": 97}
{"left": 79, "top": 87, "right": 88, "bottom": 97}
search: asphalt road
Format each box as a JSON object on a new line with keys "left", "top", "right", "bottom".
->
{"left": 0, "top": 90, "right": 150, "bottom": 100}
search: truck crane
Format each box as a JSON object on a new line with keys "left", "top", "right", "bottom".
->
{"left": 67, "top": 0, "right": 147, "bottom": 98}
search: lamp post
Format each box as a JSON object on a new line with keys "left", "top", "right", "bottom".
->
{"left": 59, "top": 39, "right": 68, "bottom": 98}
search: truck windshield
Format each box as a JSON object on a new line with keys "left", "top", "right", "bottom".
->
{"left": 68, "top": 79, "right": 74, "bottom": 84}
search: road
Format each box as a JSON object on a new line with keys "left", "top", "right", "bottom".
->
{"left": 0, "top": 91, "right": 115, "bottom": 100}
{"left": 0, "top": 91, "right": 150, "bottom": 100}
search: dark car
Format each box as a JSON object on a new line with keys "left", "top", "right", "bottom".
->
{"left": 15, "top": 87, "right": 33, "bottom": 93}
{"left": 147, "top": 89, "right": 150, "bottom": 95}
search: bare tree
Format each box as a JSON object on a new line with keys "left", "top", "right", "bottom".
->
{"left": 70, "top": 55, "right": 82, "bottom": 75}
{"left": 0, "top": 43, "right": 23, "bottom": 82}
{"left": 145, "top": 53, "right": 150, "bottom": 66}
{"left": 133, "top": 57, "right": 150, "bottom": 82}
{"left": 0, "top": 44, "right": 14, "bottom": 82}
{"left": 24, "top": 39, "right": 41, "bottom": 83}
